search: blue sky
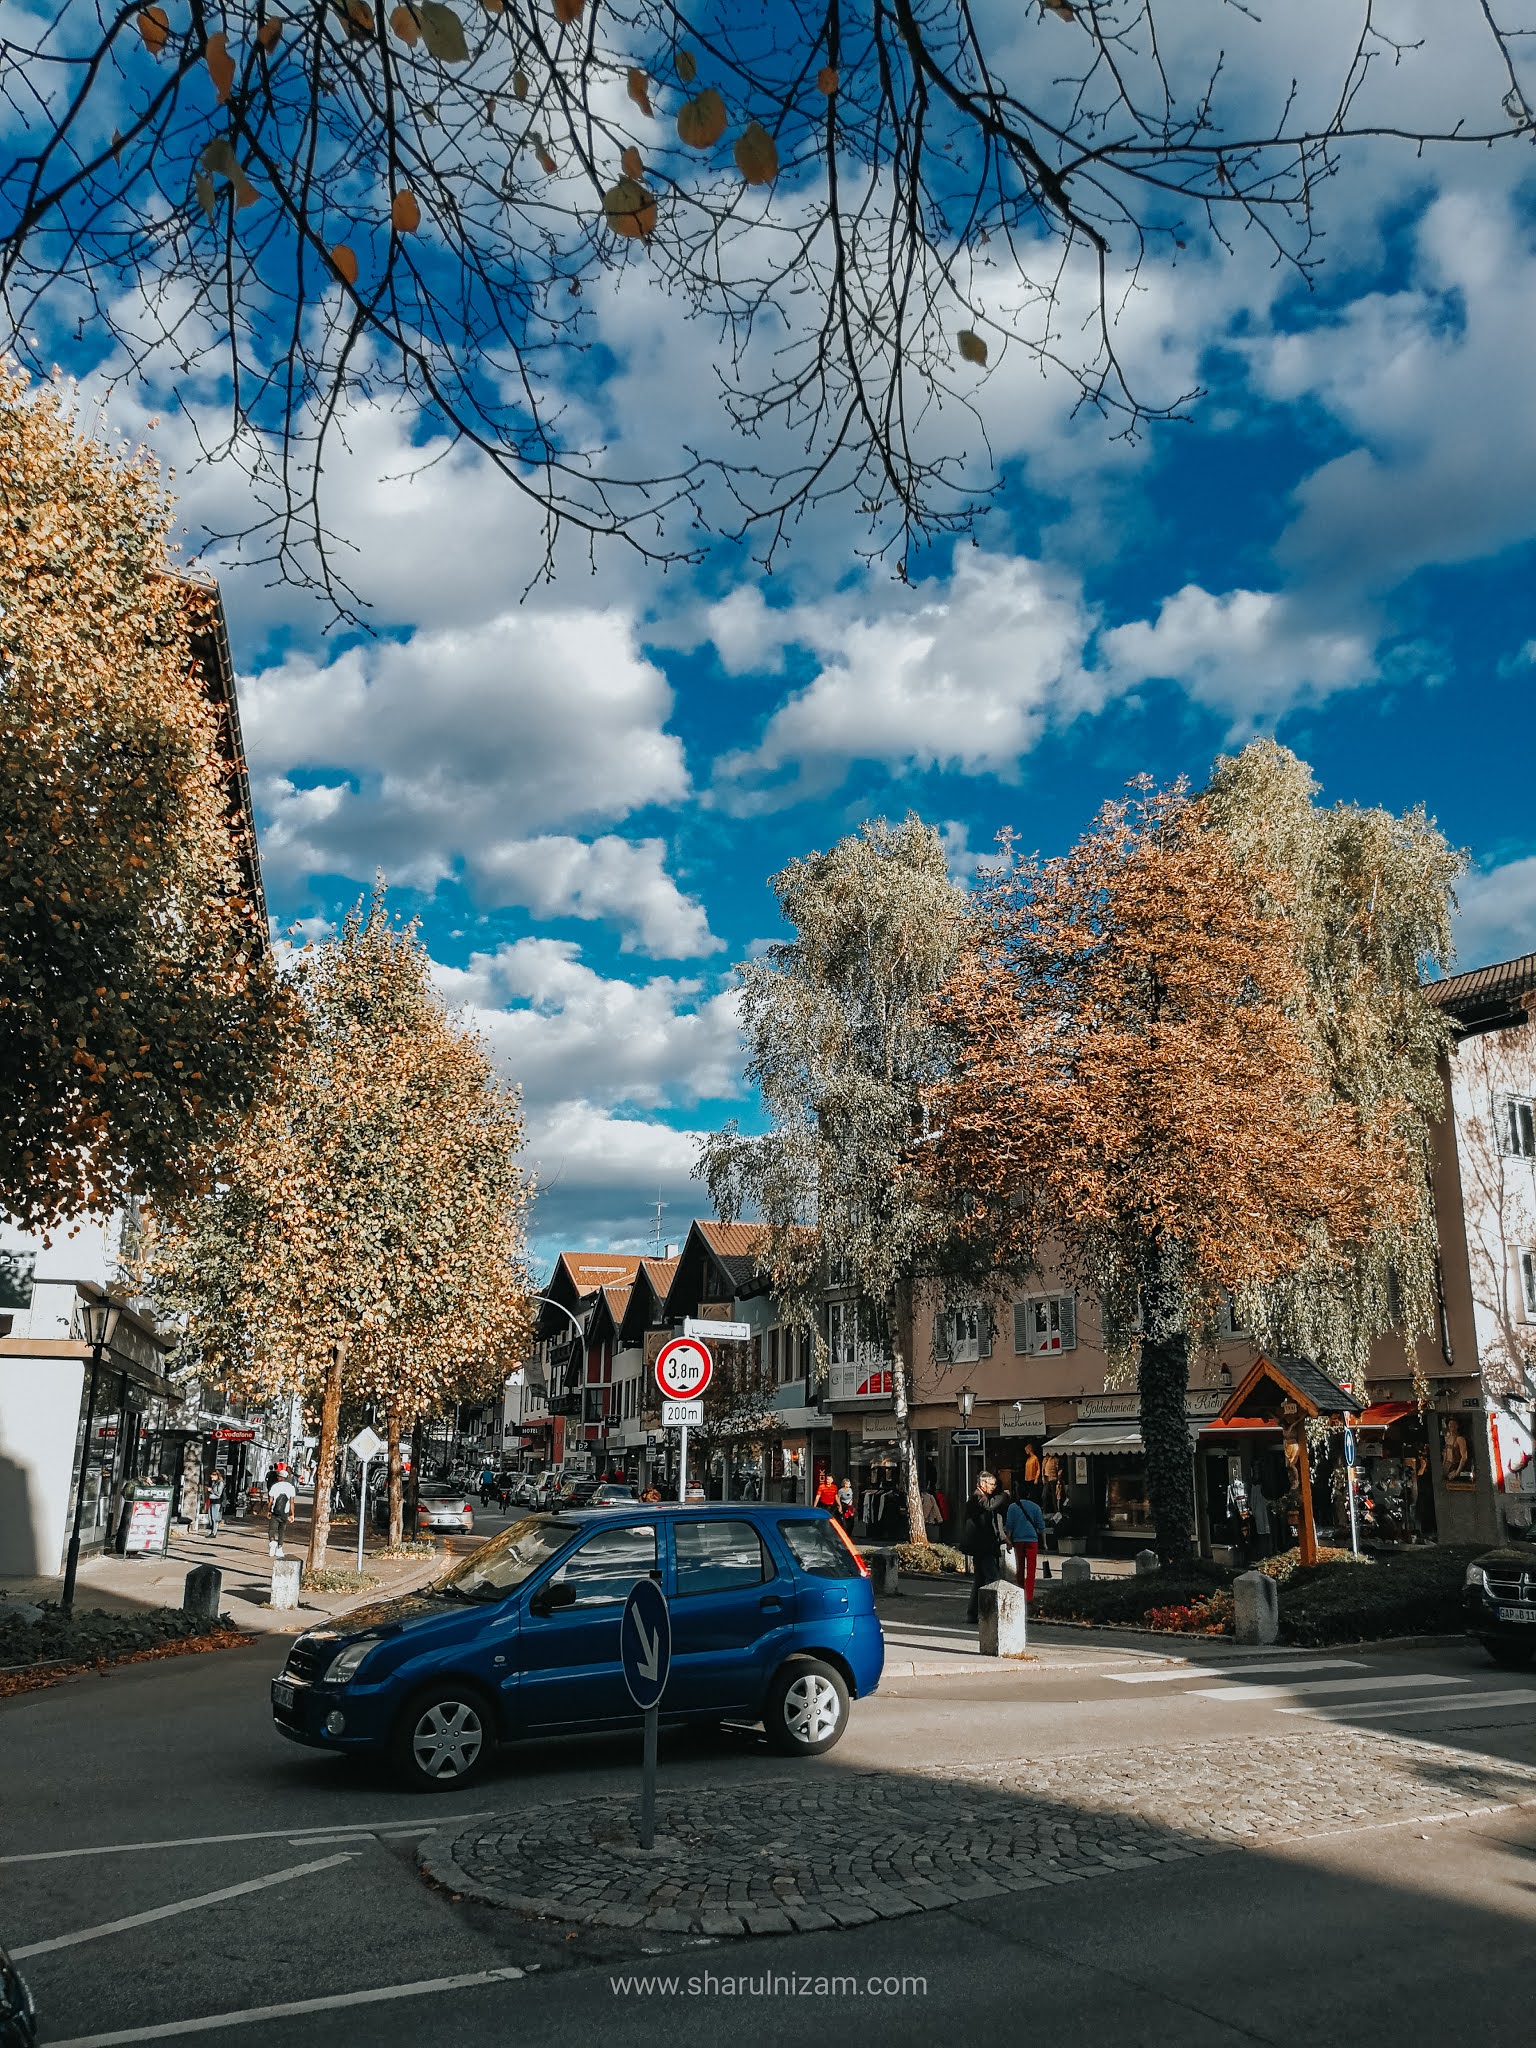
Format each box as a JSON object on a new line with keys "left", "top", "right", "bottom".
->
{"left": 40, "top": 6, "right": 1536, "bottom": 1265}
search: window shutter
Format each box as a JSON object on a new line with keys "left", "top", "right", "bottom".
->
{"left": 932, "top": 1312, "right": 947, "bottom": 1364}
{"left": 980, "top": 1306, "right": 993, "bottom": 1358}
{"left": 1059, "top": 1294, "right": 1077, "bottom": 1350}
{"left": 1013, "top": 1301, "right": 1029, "bottom": 1354}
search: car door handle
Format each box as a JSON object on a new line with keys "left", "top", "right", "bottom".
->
{"left": 760, "top": 1596, "right": 785, "bottom": 1613}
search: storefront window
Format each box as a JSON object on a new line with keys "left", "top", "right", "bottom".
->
{"left": 1102, "top": 1457, "right": 1154, "bottom": 1538}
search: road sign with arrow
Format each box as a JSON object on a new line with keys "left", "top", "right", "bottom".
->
{"left": 621, "top": 1574, "right": 672, "bottom": 1851}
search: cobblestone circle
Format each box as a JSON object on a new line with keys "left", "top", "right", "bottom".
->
{"left": 419, "top": 1731, "right": 1536, "bottom": 1938}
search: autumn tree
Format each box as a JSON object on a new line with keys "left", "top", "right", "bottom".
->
{"left": 149, "top": 888, "right": 532, "bottom": 1570}
{"left": 698, "top": 815, "right": 976, "bottom": 1544}
{"left": 1, "top": 7, "right": 1529, "bottom": 599}
{"left": 924, "top": 778, "right": 1424, "bottom": 1563}
{"left": 0, "top": 365, "right": 283, "bottom": 1232}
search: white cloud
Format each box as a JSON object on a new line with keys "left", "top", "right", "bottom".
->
{"left": 709, "top": 551, "right": 1101, "bottom": 809}
{"left": 1453, "top": 858, "right": 1536, "bottom": 974}
{"left": 433, "top": 939, "right": 743, "bottom": 1113}
{"left": 472, "top": 837, "right": 719, "bottom": 958}
{"left": 1100, "top": 586, "right": 1379, "bottom": 728}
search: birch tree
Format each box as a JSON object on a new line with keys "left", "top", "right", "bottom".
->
{"left": 149, "top": 888, "right": 532, "bottom": 1569}
{"left": 697, "top": 814, "right": 973, "bottom": 1545}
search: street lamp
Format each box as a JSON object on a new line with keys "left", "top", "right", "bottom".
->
{"left": 956, "top": 1384, "right": 977, "bottom": 1510}
{"left": 62, "top": 1293, "right": 122, "bottom": 1613}
{"left": 532, "top": 1293, "right": 587, "bottom": 1474}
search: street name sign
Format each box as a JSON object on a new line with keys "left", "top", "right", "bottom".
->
{"left": 952, "top": 1428, "right": 982, "bottom": 1447}
{"left": 662, "top": 1398, "right": 704, "bottom": 1428}
{"left": 621, "top": 1576, "right": 672, "bottom": 1712}
{"left": 684, "top": 1315, "right": 751, "bottom": 1343}
{"left": 655, "top": 1336, "right": 714, "bottom": 1400}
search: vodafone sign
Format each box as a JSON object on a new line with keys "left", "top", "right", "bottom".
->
{"left": 655, "top": 1336, "right": 714, "bottom": 1401}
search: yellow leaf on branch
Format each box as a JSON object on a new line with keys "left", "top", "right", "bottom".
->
{"left": 137, "top": 7, "right": 170, "bottom": 56}
{"left": 734, "top": 120, "right": 778, "bottom": 185}
{"left": 391, "top": 189, "right": 421, "bottom": 232}
{"left": 205, "top": 31, "right": 235, "bottom": 104}
{"left": 676, "top": 87, "right": 727, "bottom": 151}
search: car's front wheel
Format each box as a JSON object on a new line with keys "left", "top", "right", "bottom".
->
{"left": 1482, "top": 1637, "right": 1536, "bottom": 1670}
{"left": 391, "top": 1685, "right": 495, "bottom": 1790}
{"left": 764, "top": 1658, "right": 849, "bottom": 1756}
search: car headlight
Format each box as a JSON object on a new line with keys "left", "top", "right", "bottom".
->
{"left": 322, "top": 1637, "right": 379, "bottom": 1685}
{"left": 1464, "top": 1564, "right": 1490, "bottom": 1594}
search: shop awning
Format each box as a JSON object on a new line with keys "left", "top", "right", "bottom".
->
{"left": 1358, "top": 1401, "right": 1416, "bottom": 1430}
{"left": 1044, "top": 1421, "right": 1145, "bottom": 1455}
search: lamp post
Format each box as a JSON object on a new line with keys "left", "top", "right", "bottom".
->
{"left": 62, "top": 1295, "right": 121, "bottom": 1613}
{"left": 957, "top": 1384, "right": 976, "bottom": 1512}
{"left": 532, "top": 1293, "right": 587, "bottom": 1479}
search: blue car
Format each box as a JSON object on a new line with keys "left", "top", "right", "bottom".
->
{"left": 271, "top": 1504, "right": 884, "bottom": 1789}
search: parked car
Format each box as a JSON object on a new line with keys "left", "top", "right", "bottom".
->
{"left": 270, "top": 1505, "right": 883, "bottom": 1788}
{"left": 590, "top": 1483, "right": 637, "bottom": 1507}
{"left": 0, "top": 1945, "right": 37, "bottom": 2048}
{"left": 416, "top": 1484, "right": 475, "bottom": 1535}
{"left": 1463, "top": 1546, "right": 1536, "bottom": 1666}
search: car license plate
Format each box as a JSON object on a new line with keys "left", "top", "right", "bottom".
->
{"left": 272, "top": 1680, "right": 296, "bottom": 1709}
{"left": 1496, "top": 1607, "right": 1536, "bottom": 1624}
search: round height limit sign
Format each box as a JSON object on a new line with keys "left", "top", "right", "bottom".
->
{"left": 654, "top": 1336, "right": 713, "bottom": 1403}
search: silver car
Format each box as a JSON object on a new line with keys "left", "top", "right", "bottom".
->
{"left": 415, "top": 1484, "right": 474, "bottom": 1533}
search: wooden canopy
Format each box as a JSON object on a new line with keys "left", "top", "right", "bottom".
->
{"left": 1214, "top": 1355, "right": 1356, "bottom": 1566}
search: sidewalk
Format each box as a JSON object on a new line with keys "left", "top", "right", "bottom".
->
{"left": 0, "top": 1496, "right": 458, "bottom": 1635}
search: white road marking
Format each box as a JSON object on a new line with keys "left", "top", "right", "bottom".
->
{"left": 1279, "top": 1691, "right": 1536, "bottom": 1722}
{"left": 1190, "top": 1673, "right": 1471, "bottom": 1702}
{"left": 0, "top": 1813, "right": 494, "bottom": 1866}
{"left": 1107, "top": 1659, "right": 1367, "bottom": 1684}
{"left": 12, "top": 1851, "right": 356, "bottom": 1960}
{"left": 44, "top": 1967, "right": 529, "bottom": 2046}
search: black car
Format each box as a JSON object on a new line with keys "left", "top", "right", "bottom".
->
{"left": 0, "top": 1945, "right": 37, "bottom": 2048}
{"left": 1463, "top": 1546, "right": 1536, "bottom": 1667}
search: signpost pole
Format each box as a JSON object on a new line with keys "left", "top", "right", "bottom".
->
{"left": 1344, "top": 1418, "right": 1360, "bottom": 1557}
{"left": 356, "top": 1453, "right": 370, "bottom": 1572}
{"left": 639, "top": 1705, "right": 658, "bottom": 1849}
{"left": 678, "top": 1423, "right": 688, "bottom": 1504}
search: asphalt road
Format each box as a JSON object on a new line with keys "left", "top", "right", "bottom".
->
{"left": 4, "top": 1584, "right": 1535, "bottom": 2047}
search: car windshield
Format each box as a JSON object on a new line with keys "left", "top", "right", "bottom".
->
{"left": 433, "top": 1516, "right": 576, "bottom": 1601}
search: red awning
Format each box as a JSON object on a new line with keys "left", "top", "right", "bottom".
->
{"left": 1358, "top": 1401, "right": 1416, "bottom": 1431}
{"left": 1200, "top": 1416, "right": 1283, "bottom": 1434}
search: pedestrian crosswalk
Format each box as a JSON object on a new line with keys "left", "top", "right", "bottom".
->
{"left": 1118, "top": 1657, "right": 1536, "bottom": 1723}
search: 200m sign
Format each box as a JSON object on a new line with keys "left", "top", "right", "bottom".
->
{"left": 654, "top": 1336, "right": 714, "bottom": 1400}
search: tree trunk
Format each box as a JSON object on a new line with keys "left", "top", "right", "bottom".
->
{"left": 891, "top": 1284, "right": 926, "bottom": 1546}
{"left": 409, "top": 1413, "right": 423, "bottom": 1522}
{"left": 387, "top": 1400, "right": 403, "bottom": 1547}
{"left": 305, "top": 1337, "right": 348, "bottom": 1573}
{"left": 1138, "top": 1247, "right": 1196, "bottom": 1565}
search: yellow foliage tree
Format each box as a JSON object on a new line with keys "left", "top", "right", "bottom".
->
{"left": 0, "top": 365, "right": 281, "bottom": 1230}
{"left": 150, "top": 888, "right": 533, "bottom": 1570}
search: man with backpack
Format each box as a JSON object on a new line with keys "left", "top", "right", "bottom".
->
{"left": 267, "top": 1464, "right": 297, "bottom": 1558}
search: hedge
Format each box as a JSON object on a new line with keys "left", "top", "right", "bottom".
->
{"left": 0, "top": 1600, "right": 237, "bottom": 1670}
{"left": 1276, "top": 1544, "right": 1484, "bottom": 1646}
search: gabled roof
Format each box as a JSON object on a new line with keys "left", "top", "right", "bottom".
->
{"left": 1218, "top": 1353, "right": 1356, "bottom": 1423}
{"left": 664, "top": 1220, "right": 773, "bottom": 1319}
{"left": 1424, "top": 952, "right": 1536, "bottom": 1039}
{"left": 618, "top": 1259, "right": 678, "bottom": 1347}
{"left": 536, "top": 1251, "right": 644, "bottom": 1338}
{"left": 587, "top": 1283, "right": 631, "bottom": 1345}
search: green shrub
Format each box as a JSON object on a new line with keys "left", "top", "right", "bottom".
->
{"left": 1277, "top": 1544, "right": 1483, "bottom": 1646}
{"left": 890, "top": 1541, "right": 968, "bottom": 1576}
{"left": 1034, "top": 1561, "right": 1234, "bottom": 1630}
{"left": 0, "top": 1601, "right": 231, "bottom": 1669}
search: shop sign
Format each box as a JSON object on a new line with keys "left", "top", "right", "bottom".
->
{"left": 1078, "top": 1395, "right": 1138, "bottom": 1421}
{"left": 213, "top": 1426, "right": 255, "bottom": 1441}
{"left": 1489, "top": 1399, "right": 1534, "bottom": 1498}
{"left": 1000, "top": 1400, "right": 1046, "bottom": 1433}
{"left": 123, "top": 1490, "right": 171, "bottom": 1555}
{"left": 861, "top": 1417, "right": 899, "bottom": 1440}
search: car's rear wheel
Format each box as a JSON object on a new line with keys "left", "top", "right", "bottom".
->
{"left": 764, "top": 1658, "right": 849, "bottom": 1756}
{"left": 391, "top": 1684, "right": 494, "bottom": 1790}
{"left": 1482, "top": 1637, "right": 1536, "bottom": 1670}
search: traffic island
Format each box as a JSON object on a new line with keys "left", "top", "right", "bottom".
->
{"left": 418, "top": 1730, "right": 1536, "bottom": 1939}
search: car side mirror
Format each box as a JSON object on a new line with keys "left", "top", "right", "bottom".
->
{"left": 529, "top": 1580, "right": 577, "bottom": 1618}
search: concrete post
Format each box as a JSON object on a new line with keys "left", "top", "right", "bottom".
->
{"left": 978, "top": 1580, "right": 1029, "bottom": 1657}
{"left": 1060, "top": 1555, "right": 1092, "bottom": 1585}
{"left": 1233, "top": 1569, "right": 1280, "bottom": 1645}
{"left": 182, "top": 1564, "right": 223, "bottom": 1620}
{"left": 270, "top": 1557, "right": 301, "bottom": 1611}
{"left": 869, "top": 1549, "right": 900, "bottom": 1596}
{"left": 1135, "top": 1549, "right": 1160, "bottom": 1576}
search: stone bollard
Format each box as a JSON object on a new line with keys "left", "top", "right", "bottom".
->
{"left": 270, "top": 1557, "right": 302, "bottom": 1611}
{"left": 1135, "top": 1549, "right": 1160, "bottom": 1576}
{"left": 182, "top": 1564, "right": 223, "bottom": 1621}
{"left": 869, "top": 1549, "right": 900, "bottom": 1597}
{"left": 978, "top": 1579, "right": 1029, "bottom": 1657}
{"left": 1233, "top": 1569, "right": 1279, "bottom": 1646}
{"left": 1060, "top": 1555, "right": 1092, "bottom": 1585}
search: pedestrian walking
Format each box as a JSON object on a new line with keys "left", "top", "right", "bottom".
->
{"left": 1004, "top": 1488, "right": 1046, "bottom": 1600}
{"left": 962, "top": 1470, "right": 1003, "bottom": 1624}
{"left": 836, "top": 1477, "right": 855, "bottom": 1524}
{"left": 813, "top": 1472, "right": 840, "bottom": 1513}
{"left": 267, "top": 1464, "right": 297, "bottom": 1558}
{"left": 205, "top": 1468, "right": 225, "bottom": 1541}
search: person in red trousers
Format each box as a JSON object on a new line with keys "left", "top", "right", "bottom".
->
{"left": 1004, "top": 1491, "right": 1046, "bottom": 1599}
